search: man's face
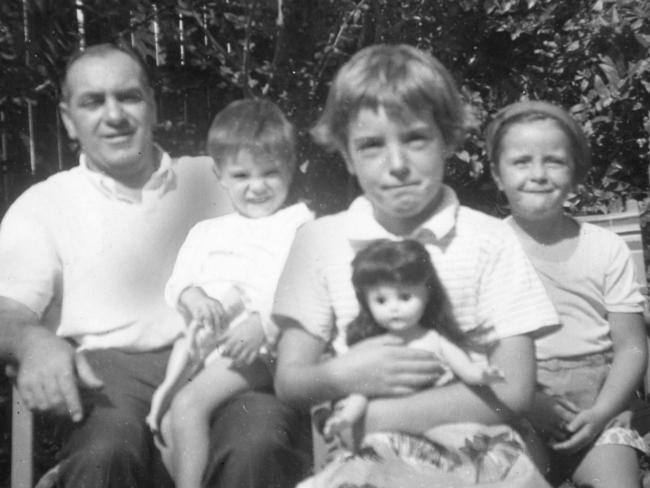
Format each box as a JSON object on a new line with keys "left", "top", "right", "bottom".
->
{"left": 59, "top": 50, "right": 157, "bottom": 186}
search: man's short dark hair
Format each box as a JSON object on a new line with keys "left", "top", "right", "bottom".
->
{"left": 60, "top": 42, "right": 153, "bottom": 102}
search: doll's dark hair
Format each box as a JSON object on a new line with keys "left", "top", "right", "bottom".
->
{"left": 346, "top": 239, "right": 464, "bottom": 346}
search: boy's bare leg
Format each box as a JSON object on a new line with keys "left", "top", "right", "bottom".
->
{"left": 162, "top": 354, "right": 271, "bottom": 488}
{"left": 572, "top": 444, "right": 640, "bottom": 488}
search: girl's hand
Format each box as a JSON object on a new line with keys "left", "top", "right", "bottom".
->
{"left": 216, "top": 313, "right": 265, "bottom": 367}
{"left": 528, "top": 391, "right": 579, "bottom": 444}
{"left": 179, "top": 286, "right": 227, "bottom": 334}
{"left": 552, "top": 405, "right": 609, "bottom": 453}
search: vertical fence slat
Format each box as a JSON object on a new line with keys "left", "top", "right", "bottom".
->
{"left": 22, "top": 0, "right": 36, "bottom": 176}
{"left": 75, "top": 0, "right": 86, "bottom": 50}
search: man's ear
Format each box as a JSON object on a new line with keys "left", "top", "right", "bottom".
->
{"left": 490, "top": 163, "right": 504, "bottom": 191}
{"left": 59, "top": 102, "right": 78, "bottom": 140}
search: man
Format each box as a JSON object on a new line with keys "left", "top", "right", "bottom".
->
{"left": 0, "top": 43, "right": 309, "bottom": 488}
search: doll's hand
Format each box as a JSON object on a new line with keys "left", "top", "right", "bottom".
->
{"left": 527, "top": 391, "right": 579, "bottom": 444}
{"left": 216, "top": 313, "right": 265, "bottom": 367}
{"left": 323, "top": 394, "right": 368, "bottom": 439}
{"left": 551, "top": 405, "right": 609, "bottom": 453}
{"left": 479, "top": 365, "right": 505, "bottom": 384}
{"left": 179, "top": 287, "right": 227, "bottom": 334}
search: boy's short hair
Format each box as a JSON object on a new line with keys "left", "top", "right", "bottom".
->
{"left": 207, "top": 98, "right": 296, "bottom": 170}
{"left": 311, "top": 44, "right": 465, "bottom": 155}
{"left": 486, "top": 100, "right": 591, "bottom": 183}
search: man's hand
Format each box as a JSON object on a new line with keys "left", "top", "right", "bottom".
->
{"left": 216, "top": 313, "right": 265, "bottom": 367}
{"left": 179, "top": 286, "right": 227, "bottom": 334}
{"left": 339, "top": 334, "right": 447, "bottom": 397}
{"left": 14, "top": 331, "right": 103, "bottom": 422}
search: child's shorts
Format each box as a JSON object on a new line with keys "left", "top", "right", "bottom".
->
{"left": 536, "top": 353, "right": 647, "bottom": 454}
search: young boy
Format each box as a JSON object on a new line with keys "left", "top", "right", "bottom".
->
{"left": 147, "top": 98, "right": 313, "bottom": 488}
{"left": 272, "top": 44, "right": 559, "bottom": 486}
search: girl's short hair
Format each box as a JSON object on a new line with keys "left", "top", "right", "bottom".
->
{"left": 311, "top": 44, "right": 465, "bottom": 155}
{"left": 206, "top": 98, "right": 296, "bottom": 170}
{"left": 346, "top": 239, "right": 464, "bottom": 346}
{"left": 486, "top": 100, "right": 592, "bottom": 183}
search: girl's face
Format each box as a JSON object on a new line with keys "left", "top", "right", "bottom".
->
{"left": 344, "top": 106, "right": 449, "bottom": 235}
{"left": 365, "top": 282, "right": 428, "bottom": 333}
{"left": 491, "top": 119, "right": 575, "bottom": 223}
{"left": 216, "top": 148, "right": 292, "bottom": 218}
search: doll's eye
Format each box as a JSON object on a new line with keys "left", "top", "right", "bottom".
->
{"left": 398, "top": 292, "right": 412, "bottom": 301}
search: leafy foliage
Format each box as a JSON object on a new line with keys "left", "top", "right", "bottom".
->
{"left": 1, "top": 2, "right": 650, "bottom": 485}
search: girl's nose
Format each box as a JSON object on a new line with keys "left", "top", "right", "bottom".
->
{"left": 530, "top": 160, "right": 548, "bottom": 180}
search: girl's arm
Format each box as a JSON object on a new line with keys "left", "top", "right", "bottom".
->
{"left": 361, "top": 334, "right": 536, "bottom": 436}
{"left": 437, "top": 335, "right": 504, "bottom": 385}
{"left": 274, "top": 320, "right": 445, "bottom": 409}
{"left": 554, "top": 311, "right": 647, "bottom": 452}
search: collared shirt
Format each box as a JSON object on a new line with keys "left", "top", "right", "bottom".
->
{"left": 78, "top": 149, "right": 176, "bottom": 203}
{"left": 0, "top": 152, "right": 231, "bottom": 351}
{"left": 165, "top": 202, "right": 314, "bottom": 346}
{"left": 273, "top": 185, "right": 559, "bottom": 356}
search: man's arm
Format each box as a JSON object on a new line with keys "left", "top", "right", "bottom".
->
{"left": 362, "top": 334, "right": 536, "bottom": 435}
{"left": 0, "top": 296, "right": 102, "bottom": 422}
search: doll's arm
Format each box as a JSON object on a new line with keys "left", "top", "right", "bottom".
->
{"left": 323, "top": 393, "right": 369, "bottom": 438}
{"left": 553, "top": 311, "right": 647, "bottom": 453}
{"left": 438, "top": 335, "right": 504, "bottom": 385}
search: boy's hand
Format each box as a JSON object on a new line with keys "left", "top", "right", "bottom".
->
{"left": 216, "top": 313, "right": 266, "bottom": 367}
{"left": 179, "top": 286, "right": 227, "bottom": 334}
{"left": 527, "top": 391, "right": 579, "bottom": 444}
{"left": 551, "top": 405, "right": 608, "bottom": 453}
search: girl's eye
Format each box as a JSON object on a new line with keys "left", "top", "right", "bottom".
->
{"left": 230, "top": 172, "right": 248, "bottom": 180}
{"left": 511, "top": 157, "right": 530, "bottom": 167}
{"left": 545, "top": 157, "right": 568, "bottom": 167}
{"left": 398, "top": 293, "right": 412, "bottom": 301}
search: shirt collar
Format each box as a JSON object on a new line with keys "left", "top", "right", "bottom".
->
{"left": 79, "top": 147, "right": 175, "bottom": 203}
{"left": 345, "top": 185, "right": 459, "bottom": 249}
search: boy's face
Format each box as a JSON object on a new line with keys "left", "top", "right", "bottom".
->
{"left": 216, "top": 148, "right": 292, "bottom": 218}
{"left": 344, "top": 106, "right": 449, "bottom": 234}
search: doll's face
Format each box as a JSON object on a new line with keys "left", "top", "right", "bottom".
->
{"left": 365, "top": 282, "right": 428, "bottom": 333}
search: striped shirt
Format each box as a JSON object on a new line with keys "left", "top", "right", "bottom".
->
{"left": 273, "top": 186, "right": 558, "bottom": 356}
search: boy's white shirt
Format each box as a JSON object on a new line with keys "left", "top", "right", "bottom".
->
{"left": 165, "top": 202, "right": 314, "bottom": 347}
{"left": 273, "top": 185, "right": 560, "bottom": 357}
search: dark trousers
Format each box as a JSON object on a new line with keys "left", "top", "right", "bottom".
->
{"left": 53, "top": 348, "right": 311, "bottom": 488}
